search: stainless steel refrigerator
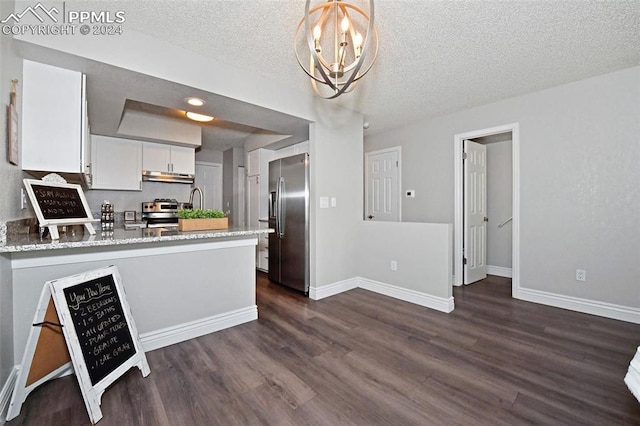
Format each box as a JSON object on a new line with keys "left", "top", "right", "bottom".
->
{"left": 268, "top": 153, "right": 309, "bottom": 295}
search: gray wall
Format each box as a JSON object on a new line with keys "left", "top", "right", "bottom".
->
{"left": 486, "top": 140, "right": 512, "bottom": 269}
{"left": 0, "top": 0, "right": 20, "bottom": 400}
{"left": 196, "top": 146, "right": 224, "bottom": 164}
{"left": 85, "top": 181, "right": 193, "bottom": 214}
{"left": 11, "top": 241, "right": 256, "bottom": 361}
{"left": 357, "top": 222, "right": 452, "bottom": 300}
{"left": 365, "top": 66, "right": 640, "bottom": 308}
{"left": 0, "top": 0, "right": 29, "bottom": 223}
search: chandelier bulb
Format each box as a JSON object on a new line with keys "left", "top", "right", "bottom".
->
{"left": 341, "top": 16, "right": 349, "bottom": 32}
{"left": 294, "top": 0, "right": 378, "bottom": 99}
{"left": 354, "top": 32, "right": 363, "bottom": 48}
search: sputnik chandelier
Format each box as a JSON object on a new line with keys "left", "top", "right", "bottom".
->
{"left": 294, "top": 0, "right": 378, "bottom": 99}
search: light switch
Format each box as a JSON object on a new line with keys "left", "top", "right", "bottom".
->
{"left": 320, "top": 196, "right": 329, "bottom": 209}
{"left": 331, "top": 197, "right": 337, "bottom": 207}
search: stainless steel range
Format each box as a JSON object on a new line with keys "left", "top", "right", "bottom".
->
{"left": 142, "top": 198, "right": 179, "bottom": 228}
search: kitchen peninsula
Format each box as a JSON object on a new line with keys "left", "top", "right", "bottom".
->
{"left": 0, "top": 224, "right": 272, "bottom": 364}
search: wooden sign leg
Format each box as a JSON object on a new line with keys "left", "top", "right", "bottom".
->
{"left": 6, "top": 285, "right": 72, "bottom": 421}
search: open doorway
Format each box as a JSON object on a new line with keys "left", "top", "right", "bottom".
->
{"left": 453, "top": 123, "right": 520, "bottom": 297}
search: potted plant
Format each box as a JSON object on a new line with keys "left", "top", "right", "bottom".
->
{"left": 177, "top": 208, "right": 228, "bottom": 231}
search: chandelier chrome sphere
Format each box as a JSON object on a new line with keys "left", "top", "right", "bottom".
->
{"left": 294, "top": 0, "right": 378, "bottom": 99}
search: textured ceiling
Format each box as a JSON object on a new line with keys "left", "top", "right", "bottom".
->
{"left": 69, "top": 0, "right": 639, "bottom": 135}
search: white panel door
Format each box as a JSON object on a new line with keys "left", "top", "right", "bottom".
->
{"left": 464, "top": 140, "right": 488, "bottom": 284}
{"left": 195, "top": 162, "right": 222, "bottom": 210}
{"left": 365, "top": 148, "right": 400, "bottom": 222}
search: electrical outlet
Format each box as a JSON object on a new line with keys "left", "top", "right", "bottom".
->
{"left": 390, "top": 260, "right": 398, "bottom": 271}
{"left": 576, "top": 269, "right": 586, "bottom": 282}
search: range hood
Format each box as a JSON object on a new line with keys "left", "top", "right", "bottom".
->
{"left": 142, "top": 170, "right": 194, "bottom": 184}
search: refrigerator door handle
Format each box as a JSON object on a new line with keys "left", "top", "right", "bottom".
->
{"left": 275, "top": 179, "right": 280, "bottom": 237}
{"left": 278, "top": 177, "right": 285, "bottom": 238}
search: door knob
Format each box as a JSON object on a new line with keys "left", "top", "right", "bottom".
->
{"left": 367, "top": 215, "right": 374, "bottom": 220}
{"left": 484, "top": 216, "right": 489, "bottom": 222}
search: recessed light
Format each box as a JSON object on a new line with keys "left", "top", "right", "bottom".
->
{"left": 186, "top": 97, "right": 205, "bottom": 107}
{"left": 185, "top": 111, "right": 214, "bottom": 122}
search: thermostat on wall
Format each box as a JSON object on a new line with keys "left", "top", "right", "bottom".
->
{"left": 405, "top": 190, "right": 416, "bottom": 198}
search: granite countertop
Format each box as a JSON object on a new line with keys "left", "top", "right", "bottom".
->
{"left": 0, "top": 224, "right": 273, "bottom": 253}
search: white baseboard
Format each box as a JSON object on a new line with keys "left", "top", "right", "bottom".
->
{"left": 358, "top": 278, "right": 454, "bottom": 313}
{"left": 311, "top": 277, "right": 454, "bottom": 313}
{"left": 487, "top": 265, "right": 512, "bottom": 278}
{"left": 0, "top": 366, "right": 19, "bottom": 423}
{"left": 140, "top": 305, "right": 258, "bottom": 352}
{"left": 517, "top": 287, "right": 640, "bottom": 324}
{"left": 309, "top": 277, "right": 359, "bottom": 300}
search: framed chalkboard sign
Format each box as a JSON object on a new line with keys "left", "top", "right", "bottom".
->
{"left": 49, "top": 266, "right": 150, "bottom": 424}
{"left": 23, "top": 178, "right": 98, "bottom": 239}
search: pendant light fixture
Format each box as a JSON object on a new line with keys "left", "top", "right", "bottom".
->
{"left": 294, "top": 0, "right": 378, "bottom": 99}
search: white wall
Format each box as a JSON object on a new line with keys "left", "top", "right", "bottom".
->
{"left": 358, "top": 222, "right": 452, "bottom": 301}
{"left": 486, "top": 140, "right": 512, "bottom": 269}
{"left": 310, "top": 119, "right": 363, "bottom": 289}
{"left": 365, "top": 66, "right": 640, "bottom": 313}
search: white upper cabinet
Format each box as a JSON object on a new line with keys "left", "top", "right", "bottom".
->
{"left": 22, "top": 60, "right": 90, "bottom": 180}
{"left": 142, "top": 142, "right": 195, "bottom": 175}
{"left": 170, "top": 145, "right": 196, "bottom": 175}
{"left": 91, "top": 136, "right": 142, "bottom": 191}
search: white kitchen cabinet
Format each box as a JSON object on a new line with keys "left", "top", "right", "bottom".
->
{"left": 247, "top": 175, "right": 260, "bottom": 226}
{"left": 142, "top": 142, "right": 195, "bottom": 175}
{"left": 21, "top": 60, "right": 90, "bottom": 181}
{"left": 257, "top": 221, "right": 269, "bottom": 272}
{"left": 246, "top": 148, "right": 273, "bottom": 217}
{"left": 246, "top": 149, "right": 274, "bottom": 272}
{"left": 91, "top": 136, "right": 142, "bottom": 191}
{"left": 170, "top": 145, "right": 196, "bottom": 175}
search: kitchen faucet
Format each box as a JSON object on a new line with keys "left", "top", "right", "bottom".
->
{"left": 189, "top": 186, "right": 204, "bottom": 210}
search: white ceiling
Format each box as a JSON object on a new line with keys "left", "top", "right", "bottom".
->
{"left": 47, "top": 0, "right": 639, "bottom": 147}
{"left": 108, "top": 0, "right": 640, "bottom": 135}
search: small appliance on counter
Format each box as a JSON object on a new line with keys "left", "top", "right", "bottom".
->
{"left": 142, "top": 198, "right": 179, "bottom": 228}
{"left": 101, "top": 201, "right": 115, "bottom": 230}
{"left": 123, "top": 210, "right": 146, "bottom": 230}
{"left": 101, "top": 201, "right": 115, "bottom": 238}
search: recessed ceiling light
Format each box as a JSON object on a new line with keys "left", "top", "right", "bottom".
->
{"left": 185, "top": 111, "right": 214, "bottom": 122}
{"left": 186, "top": 97, "right": 205, "bottom": 107}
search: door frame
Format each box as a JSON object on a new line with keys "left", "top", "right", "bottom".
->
{"left": 364, "top": 146, "right": 402, "bottom": 222}
{"left": 453, "top": 123, "right": 520, "bottom": 297}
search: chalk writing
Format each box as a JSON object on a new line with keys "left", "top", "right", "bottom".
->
{"left": 32, "top": 184, "right": 87, "bottom": 220}
{"left": 63, "top": 275, "right": 136, "bottom": 385}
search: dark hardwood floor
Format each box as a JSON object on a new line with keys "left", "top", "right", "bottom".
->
{"left": 9, "top": 273, "right": 640, "bottom": 425}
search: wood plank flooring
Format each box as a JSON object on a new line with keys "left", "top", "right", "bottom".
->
{"left": 9, "top": 274, "right": 640, "bottom": 425}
